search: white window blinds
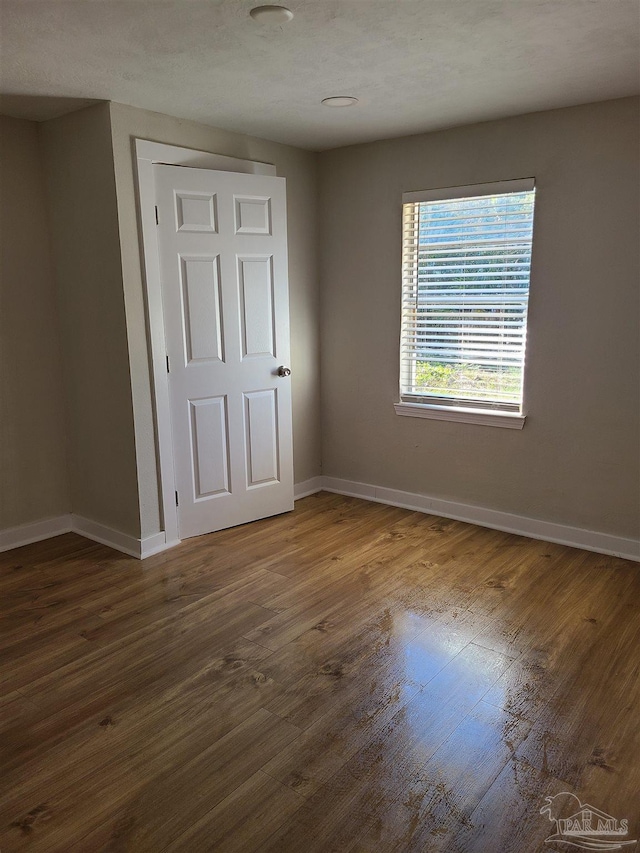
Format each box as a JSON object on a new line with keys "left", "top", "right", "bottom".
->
{"left": 400, "top": 181, "right": 536, "bottom": 413}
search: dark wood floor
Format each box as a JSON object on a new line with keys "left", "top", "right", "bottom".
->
{"left": 1, "top": 493, "right": 638, "bottom": 852}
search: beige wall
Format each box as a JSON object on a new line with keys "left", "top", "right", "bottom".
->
{"left": 108, "top": 102, "right": 321, "bottom": 538}
{"left": 39, "top": 104, "right": 141, "bottom": 537}
{"left": 0, "top": 116, "right": 70, "bottom": 528}
{"left": 4, "top": 97, "right": 635, "bottom": 546}
{"left": 318, "top": 97, "right": 640, "bottom": 539}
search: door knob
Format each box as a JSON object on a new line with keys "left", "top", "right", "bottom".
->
{"left": 277, "top": 365, "right": 291, "bottom": 377}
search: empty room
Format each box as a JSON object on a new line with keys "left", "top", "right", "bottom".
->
{"left": 0, "top": 1, "right": 639, "bottom": 851}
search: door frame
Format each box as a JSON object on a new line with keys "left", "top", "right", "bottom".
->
{"left": 134, "top": 139, "right": 277, "bottom": 546}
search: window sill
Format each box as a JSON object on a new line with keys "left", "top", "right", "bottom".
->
{"left": 394, "top": 401, "right": 526, "bottom": 429}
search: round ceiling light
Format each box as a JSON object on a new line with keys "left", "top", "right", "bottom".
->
{"left": 249, "top": 5, "right": 294, "bottom": 24}
{"left": 321, "top": 96, "right": 359, "bottom": 108}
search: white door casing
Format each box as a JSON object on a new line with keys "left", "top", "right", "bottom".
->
{"left": 154, "top": 163, "right": 294, "bottom": 539}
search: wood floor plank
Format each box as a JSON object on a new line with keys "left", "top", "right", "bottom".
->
{"left": 353, "top": 699, "right": 532, "bottom": 852}
{"left": 263, "top": 607, "right": 489, "bottom": 730}
{"left": 1, "top": 491, "right": 638, "bottom": 852}
{"left": 4, "top": 709, "right": 300, "bottom": 853}
{"left": 258, "top": 643, "right": 515, "bottom": 853}
{"left": 164, "top": 770, "right": 305, "bottom": 853}
{"left": 437, "top": 755, "right": 570, "bottom": 853}
{"left": 0, "top": 639, "right": 275, "bottom": 788}
{"left": 515, "top": 608, "right": 640, "bottom": 785}
{"left": 260, "top": 609, "right": 488, "bottom": 797}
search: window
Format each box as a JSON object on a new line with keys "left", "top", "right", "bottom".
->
{"left": 396, "top": 179, "right": 536, "bottom": 428}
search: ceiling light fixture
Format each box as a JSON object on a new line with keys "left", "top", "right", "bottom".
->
{"left": 249, "top": 5, "right": 294, "bottom": 24}
{"left": 321, "top": 96, "right": 359, "bottom": 108}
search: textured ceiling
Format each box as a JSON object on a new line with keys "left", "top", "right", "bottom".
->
{"left": 1, "top": 0, "right": 638, "bottom": 150}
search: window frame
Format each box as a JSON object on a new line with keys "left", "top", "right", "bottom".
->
{"left": 396, "top": 177, "right": 536, "bottom": 429}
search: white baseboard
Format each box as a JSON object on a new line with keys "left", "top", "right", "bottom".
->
{"left": 0, "top": 514, "right": 172, "bottom": 560}
{"left": 71, "top": 515, "right": 144, "bottom": 559}
{"left": 320, "top": 477, "right": 640, "bottom": 562}
{"left": 72, "top": 517, "right": 175, "bottom": 560}
{"left": 294, "top": 476, "right": 324, "bottom": 500}
{"left": 141, "top": 531, "right": 170, "bottom": 558}
{"left": 4, "top": 480, "right": 637, "bottom": 563}
{"left": 0, "top": 514, "right": 73, "bottom": 553}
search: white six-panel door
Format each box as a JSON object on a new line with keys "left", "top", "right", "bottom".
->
{"left": 154, "top": 164, "right": 293, "bottom": 539}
